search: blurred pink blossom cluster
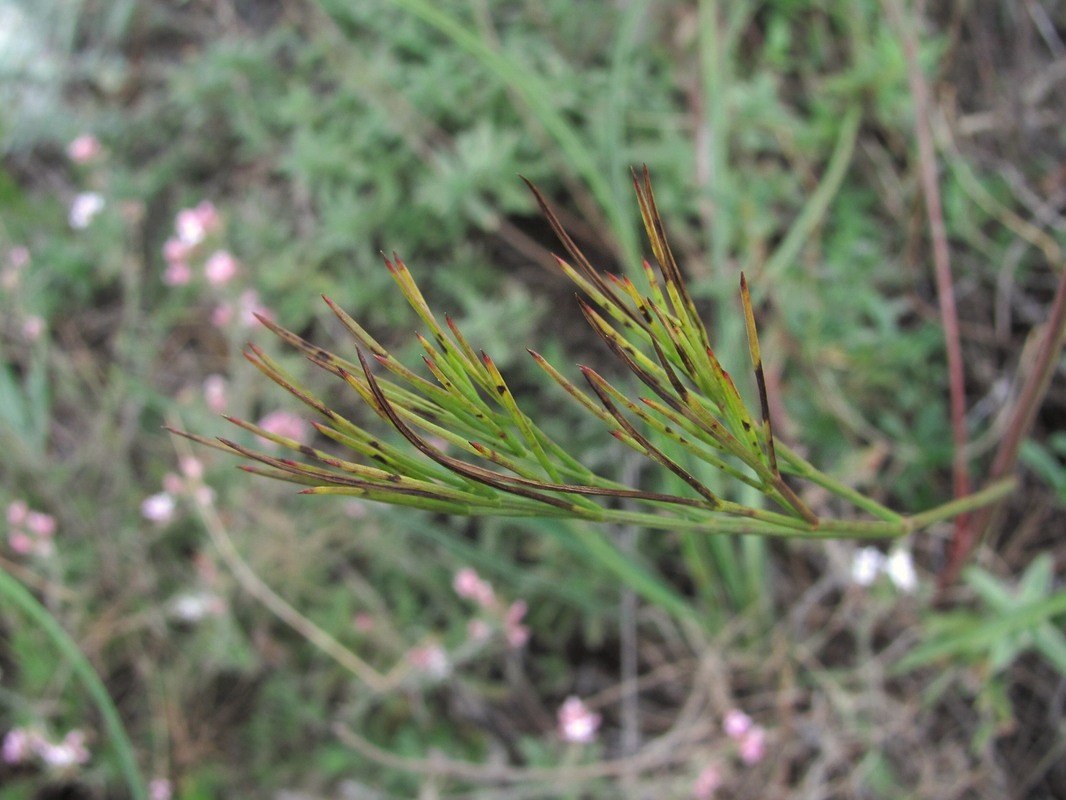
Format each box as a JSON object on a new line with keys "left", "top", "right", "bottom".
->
{"left": 2, "top": 727, "right": 89, "bottom": 769}
{"left": 210, "top": 288, "right": 272, "bottom": 328}
{"left": 692, "top": 764, "right": 722, "bottom": 798}
{"left": 556, "top": 695, "right": 601, "bottom": 744}
{"left": 140, "top": 456, "right": 214, "bottom": 526}
{"left": 159, "top": 200, "right": 274, "bottom": 329}
{"left": 453, "top": 567, "right": 529, "bottom": 648}
{"left": 722, "top": 709, "right": 766, "bottom": 765}
{"left": 65, "top": 134, "right": 106, "bottom": 229}
{"left": 6, "top": 501, "right": 56, "bottom": 558}
{"left": 691, "top": 708, "right": 768, "bottom": 798}
{"left": 406, "top": 642, "right": 451, "bottom": 678}
{"left": 161, "top": 200, "right": 231, "bottom": 287}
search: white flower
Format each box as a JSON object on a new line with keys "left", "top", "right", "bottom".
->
{"left": 141, "top": 492, "right": 176, "bottom": 524}
{"left": 557, "top": 696, "right": 601, "bottom": 743}
{"left": 850, "top": 547, "right": 885, "bottom": 586}
{"left": 69, "top": 192, "right": 105, "bottom": 229}
{"left": 36, "top": 729, "right": 89, "bottom": 768}
{"left": 170, "top": 591, "right": 225, "bottom": 622}
{"left": 885, "top": 548, "right": 918, "bottom": 592}
{"left": 175, "top": 200, "right": 219, "bottom": 245}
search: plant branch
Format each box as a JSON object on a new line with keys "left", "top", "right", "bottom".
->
{"left": 886, "top": 0, "right": 973, "bottom": 583}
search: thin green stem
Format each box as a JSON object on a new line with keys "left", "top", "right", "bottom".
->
{"left": 907, "top": 477, "right": 1017, "bottom": 531}
{"left": 0, "top": 569, "right": 148, "bottom": 800}
{"left": 777, "top": 442, "right": 904, "bottom": 523}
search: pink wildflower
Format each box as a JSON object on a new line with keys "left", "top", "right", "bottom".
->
{"left": 7, "top": 246, "right": 29, "bottom": 270}
{"left": 204, "top": 250, "right": 239, "bottom": 285}
{"left": 467, "top": 619, "right": 491, "bottom": 641}
{"left": 162, "top": 472, "right": 184, "bottom": 495}
{"left": 504, "top": 600, "right": 530, "bottom": 648}
{"left": 175, "top": 201, "right": 219, "bottom": 245}
{"left": 238, "top": 289, "right": 272, "bottom": 327}
{"left": 723, "top": 709, "right": 753, "bottom": 739}
{"left": 25, "top": 511, "right": 56, "bottom": 538}
{"left": 211, "top": 302, "right": 233, "bottom": 328}
{"left": 8, "top": 530, "right": 34, "bottom": 555}
{"left": 407, "top": 644, "right": 450, "bottom": 678}
{"left": 693, "top": 764, "right": 723, "bottom": 799}
{"left": 7, "top": 500, "right": 28, "bottom": 526}
{"left": 67, "top": 134, "right": 102, "bottom": 163}
{"left": 7, "top": 503, "right": 56, "bottom": 557}
{"left": 737, "top": 725, "right": 766, "bottom": 765}
{"left": 203, "top": 374, "right": 228, "bottom": 413}
{"left": 353, "top": 613, "right": 375, "bottom": 633}
{"left": 163, "top": 261, "right": 192, "bottom": 287}
{"left": 2, "top": 728, "right": 34, "bottom": 764}
{"left": 162, "top": 237, "right": 193, "bottom": 265}
{"left": 257, "top": 410, "right": 308, "bottom": 444}
{"left": 453, "top": 567, "right": 495, "bottom": 608}
{"left": 557, "top": 696, "right": 601, "bottom": 744}
{"left": 344, "top": 500, "right": 368, "bottom": 518}
{"left": 149, "top": 778, "right": 173, "bottom": 800}
{"left": 21, "top": 315, "right": 46, "bottom": 341}
{"left": 179, "top": 456, "right": 204, "bottom": 480}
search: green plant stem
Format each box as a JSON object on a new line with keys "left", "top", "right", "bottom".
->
{"left": 907, "top": 477, "right": 1018, "bottom": 532}
{"left": 0, "top": 568, "right": 147, "bottom": 800}
{"left": 592, "top": 476, "right": 1015, "bottom": 540}
{"left": 777, "top": 442, "right": 904, "bottom": 523}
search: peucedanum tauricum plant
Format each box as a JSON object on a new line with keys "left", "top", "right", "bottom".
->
{"left": 174, "top": 168, "right": 1014, "bottom": 541}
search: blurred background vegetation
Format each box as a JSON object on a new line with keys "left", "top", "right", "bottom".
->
{"left": 1, "top": 0, "right": 1064, "bottom": 797}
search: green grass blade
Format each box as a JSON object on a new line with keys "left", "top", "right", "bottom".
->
{"left": 0, "top": 569, "right": 148, "bottom": 800}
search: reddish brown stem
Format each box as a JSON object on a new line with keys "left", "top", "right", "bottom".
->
{"left": 887, "top": 0, "right": 973, "bottom": 586}
{"left": 950, "top": 261, "right": 1066, "bottom": 590}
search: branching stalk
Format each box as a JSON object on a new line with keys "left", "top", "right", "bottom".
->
{"left": 179, "top": 168, "right": 1014, "bottom": 542}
